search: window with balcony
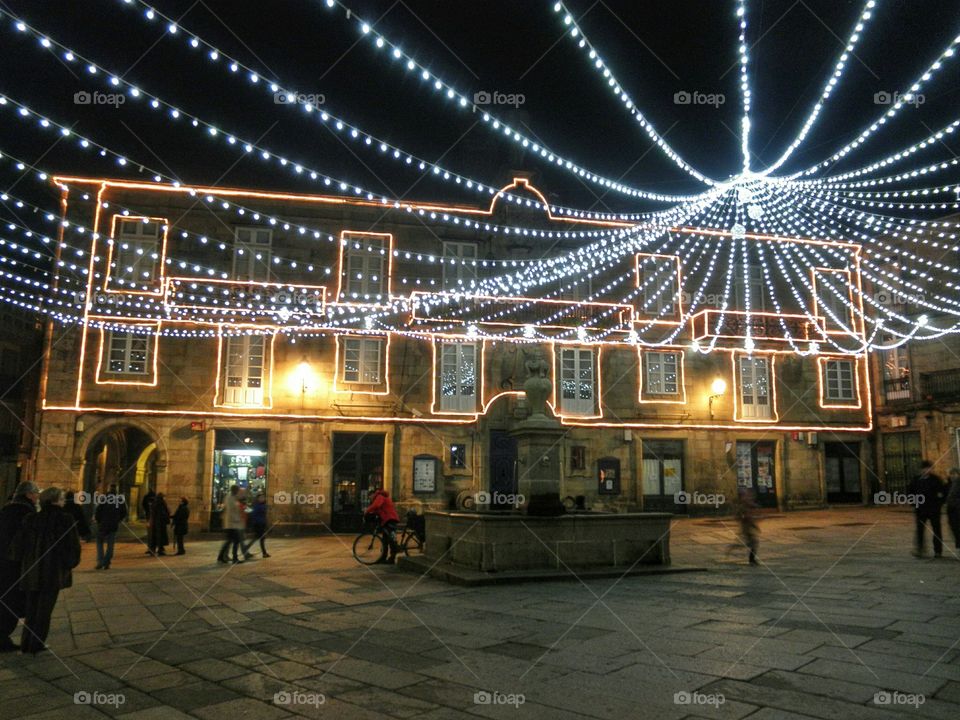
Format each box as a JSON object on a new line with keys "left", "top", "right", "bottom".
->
{"left": 342, "top": 337, "right": 384, "bottom": 385}
{"left": 638, "top": 256, "right": 678, "bottom": 315}
{"left": 107, "top": 330, "right": 151, "bottom": 375}
{"left": 341, "top": 235, "right": 388, "bottom": 300}
{"left": 438, "top": 341, "right": 477, "bottom": 412}
{"left": 232, "top": 228, "right": 272, "bottom": 281}
{"left": 223, "top": 334, "right": 267, "bottom": 406}
{"left": 644, "top": 351, "right": 680, "bottom": 395}
{"left": 823, "top": 358, "right": 856, "bottom": 402}
{"left": 815, "top": 273, "right": 851, "bottom": 329}
{"left": 441, "top": 242, "right": 477, "bottom": 291}
{"left": 559, "top": 348, "right": 596, "bottom": 415}
{"left": 738, "top": 355, "right": 772, "bottom": 419}
{"left": 110, "top": 218, "right": 161, "bottom": 290}
{"left": 881, "top": 342, "right": 911, "bottom": 401}
{"left": 734, "top": 264, "right": 766, "bottom": 312}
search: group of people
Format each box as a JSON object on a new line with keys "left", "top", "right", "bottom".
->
{"left": 216, "top": 485, "right": 270, "bottom": 564}
{"left": 140, "top": 490, "right": 191, "bottom": 557}
{"left": 910, "top": 462, "right": 960, "bottom": 557}
{"left": 0, "top": 482, "right": 82, "bottom": 654}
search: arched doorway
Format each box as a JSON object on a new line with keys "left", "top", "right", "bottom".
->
{"left": 82, "top": 425, "right": 156, "bottom": 520}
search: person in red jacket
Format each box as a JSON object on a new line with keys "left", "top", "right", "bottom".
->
{"left": 364, "top": 485, "right": 401, "bottom": 563}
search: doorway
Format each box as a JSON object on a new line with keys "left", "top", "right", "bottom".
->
{"left": 642, "top": 440, "right": 684, "bottom": 512}
{"left": 736, "top": 441, "right": 778, "bottom": 508}
{"left": 881, "top": 431, "right": 922, "bottom": 493}
{"left": 331, "top": 432, "right": 385, "bottom": 532}
{"left": 212, "top": 430, "right": 269, "bottom": 529}
{"left": 488, "top": 430, "right": 517, "bottom": 508}
{"left": 83, "top": 425, "right": 156, "bottom": 522}
{"left": 825, "top": 442, "right": 862, "bottom": 503}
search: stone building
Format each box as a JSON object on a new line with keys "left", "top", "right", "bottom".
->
{"left": 0, "top": 306, "right": 43, "bottom": 500}
{"left": 33, "top": 175, "right": 874, "bottom": 532}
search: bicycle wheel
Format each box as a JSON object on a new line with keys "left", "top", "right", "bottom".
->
{"left": 401, "top": 529, "right": 424, "bottom": 556}
{"left": 353, "top": 531, "right": 386, "bottom": 565}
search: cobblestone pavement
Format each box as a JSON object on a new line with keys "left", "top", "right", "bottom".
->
{"left": 1, "top": 506, "right": 958, "bottom": 719}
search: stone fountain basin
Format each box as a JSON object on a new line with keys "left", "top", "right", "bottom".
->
{"left": 422, "top": 510, "right": 673, "bottom": 573}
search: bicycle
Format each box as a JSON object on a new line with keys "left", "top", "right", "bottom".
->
{"left": 352, "top": 517, "right": 424, "bottom": 565}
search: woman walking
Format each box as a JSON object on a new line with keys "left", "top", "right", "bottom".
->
{"left": 147, "top": 493, "right": 170, "bottom": 556}
{"left": 217, "top": 486, "right": 244, "bottom": 564}
{"left": 12, "top": 487, "right": 81, "bottom": 654}
{"left": 171, "top": 497, "right": 190, "bottom": 555}
{"left": 243, "top": 494, "right": 270, "bottom": 558}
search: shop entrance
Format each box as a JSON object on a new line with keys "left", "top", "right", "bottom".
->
{"left": 736, "top": 441, "right": 778, "bottom": 508}
{"left": 641, "top": 440, "right": 684, "bottom": 512}
{"left": 212, "top": 429, "right": 268, "bottom": 530}
{"left": 331, "top": 432, "right": 385, "bottom": 532}
{"left": 825, "top": 442, "right": 862, "bottom": 503}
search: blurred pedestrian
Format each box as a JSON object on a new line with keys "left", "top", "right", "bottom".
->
{"left": 909, "top": 460, "right": 946, "bottom": 558}
{"left": 141, "top": 488, "right": 156, "bottom": 521}
{"left": 64, "top": 491, "right": 91, "bottom": 542}
{"left": 727, "top": 489, "right": 760, "bottom": 566}
{"left": 10, "top": 487, "right": 81, "bottom": 654}
{"left": 147, "top": 493, "right": 170, "bottom": 556}
{"left": 94, "top": 485, "right": 127, "bottom": 569}
{"left": 945, "top": 467, "right": 960, "bottom": 552}
{"left": 0, "top": 481, "right": 38, "bottom": 652}
{"left": 217, "top": 485, "right": 244, "bottom": 564}
{"left": 243, "top": 493, "right": 270, "bottom": 558}
{"left": 171, "top": 497, "right": 189, "bottom": 555}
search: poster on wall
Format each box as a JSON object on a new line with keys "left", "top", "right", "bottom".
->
{"left": 413, "top": 455, "right": 439, "bottom": 493}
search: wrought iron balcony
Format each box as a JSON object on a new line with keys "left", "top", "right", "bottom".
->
{"left": 919, "top": 368, "right": 960, "bottom": 402}
{"left": 883, "top": 376, "right": 912, "bottom": 402}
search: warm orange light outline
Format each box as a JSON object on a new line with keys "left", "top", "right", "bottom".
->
{"left": 74, "top": 182, "right": 108, "bottom": 407}
{"left": 213, "top": 324, "right": 276, "bottom": 409}
{"left": 817, "top": 355, "right": 864, "bottom": 410}
{"left": 336, "top": 230, "right": 394, "bottom": 304}
{"left": 638, "top": 348, "right": 687, "bottom": 405}
{"left": 102, "top": 214, "right": 169, "bottom": 296}
{"left": 731, "top": 351, "right": 780, "bottom": 423}
{"left": 333, "top": 333, "right": 392, "bottom": 395}
{"left": 634, "top": 252, "right": 683, "bottom": 324}
{"left": 95, "top": 320, "right": 161, "bottom": 386}
{"left": 430, "top": 338, "right": 484, "bottom": 416}
{"left": 552, "top": 343, "right": 603, "bottom": 420}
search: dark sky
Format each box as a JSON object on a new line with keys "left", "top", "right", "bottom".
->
{"left": 2, "top": 0, "right": 959, "bottom": 216}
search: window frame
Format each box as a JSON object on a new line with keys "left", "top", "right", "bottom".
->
{"left": 737, "top": 354, "right": 773, "bottom": 420}
{"left": 339, "top": 232, "right": 391, "bottom": 301}
{"left": 437, "top": 341, "right": 479, "bottom": 413}
{"left": 643, "top": 351, "right": 681, "bottom": 396}
{"left": 341, "top": 337, "right": 384, "bottom": 385}
{"left": 821, "top": 357, "right": 858, "bottom": 404}
{"left": 232, "top": 227, "right": 273, "bottom": 282}
{"left": 221, "top": 333, "right": 269, "bottom": 407}
{"left": 441, "top": 241, "right": 478, "bottom": 291}
{"left": 734, "top": 264, "right": 766, "bottom": 312}
{"left": 108, "top": 217, "right": 164, "bottom": 291}
{"left": 558, "top": 347, "right": 597, "bottom": 416}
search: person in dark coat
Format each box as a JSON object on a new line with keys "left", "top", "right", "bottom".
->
{"left": 141, "top": 489, "right": 156, "bottom": 521}
{"left": 64, "top": 491, "right": 91, "bottom": 541}
{"left": 945, "top": 467, "right": 960, "bottom": 552}
{"left": 11, "top": 487, "right": 81, "bottom": 654}
{"left": 0, "top": 481, "right": 38, "bottom": 652}
{"left": 94, "top": 485, "right": 127, "bottom": 569}
{"left": 909, "top": 460, "right": 947, "bottom": 558}
{"left": 171, "top": 498, "right": 189, "bottom": 556}
{"left": 242, "top": 494, "right": 270, "bottom": 558}
{"left": 147, "top": 493, "right": 170, "bottom": 556}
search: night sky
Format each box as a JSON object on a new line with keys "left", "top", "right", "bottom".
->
{"left": 2, "top": 1, "right": 959, "bottom": 215}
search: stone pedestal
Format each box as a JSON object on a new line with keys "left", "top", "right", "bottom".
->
{"left": 511, "top": 420, "right": 566, "bottom": 516}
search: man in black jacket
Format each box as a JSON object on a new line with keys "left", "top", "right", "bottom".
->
{"left": 0, "top": 481, "right": 38, "bottom": 651}
{"left": 910, "top": 460, "right": 947, "bottom": 558}
{"left": 94, "top": 485, "right": 127, "bottom": 570}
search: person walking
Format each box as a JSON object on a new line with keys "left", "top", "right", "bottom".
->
{"left": 945, "top": 467, "right": 960, "bottom": 553}
{"left": 728, "top": 489, "right": 760, "bottom": 566}
{"left": 0, "top": 481, "right": 38, "bottom": 652}
{"left": 243, "top": 493, "right": 270, "bottom": 558}
{"left": 63, "top": 491, "right": 91, "bottom": 542}
{"left": 11, "top": 487, "right": 81, "bottom": 654}
{"left": 171, "top": 497, "right": 190, "bottom": 555}
{"left": 217, "top": 486, "right": 244, "bottom": 564}
{"left": 94, "top": 485, "right": 127, "bottom": 570}
{"left": 909, "top": 460, "right": 947, "bottom": 558}
{"left": 147, "top": 493, "right": 170, "bottom": 556}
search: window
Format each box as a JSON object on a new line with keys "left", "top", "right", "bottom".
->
{"left": 823, "top": 359, "right": 855, "bottom": 401}
{"left": 342, "top": 234, "right": 388, "bottom": 300}
{"left": 450, "top": 444, "right": 467, "bottom": 469}
{"left": 644, "top": 351, "right": 680, "bottom": 395}
{"left": 342, "top": 338, "right": 383, "bottom": 384}
{"left": 107, "top": 330, "right": 150, "bottom": 374}
{"left": 559, "top": 348, "right": 596, "bottom": 415}
{"left": 739, "top": 355, "right": 771, "bottom": 419}
{"left": 442, "top": 242, "right": 477, "bottom": 291}
{"left": 439, "top": 342, "right": 477, "bottom": 412}
{"left": 223, "top": 335, "right": 266, "bottom": 406}
{"left": 734, "top": 264, "right": 766, "bottom": 312}
{"left": 232, "top": 228, "right": 272, "bottom": 281}
{"left": 570, "top": 445, "right": 586, "bottom": 471}
{"left": 816, "top": 274, "right": 850, "bottom": 328}
{"left": 559, "top": 276, "right": 593, "bottom": 303}
{"left": 111, "top": 218, "right": 161, "bottom": 288}
{"left": 638, "top": 256, "right": 678, "bottom": 315}
{"left": 881, "top": 341, "right": 911, "bottom": 401}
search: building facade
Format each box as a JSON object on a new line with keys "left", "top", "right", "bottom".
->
{"left": 33, "top": 176, "right": 875, "bottom": 531}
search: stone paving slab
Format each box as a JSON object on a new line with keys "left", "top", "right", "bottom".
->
{"left": 0, "top": 507, "right": 958, "bottom": 719}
